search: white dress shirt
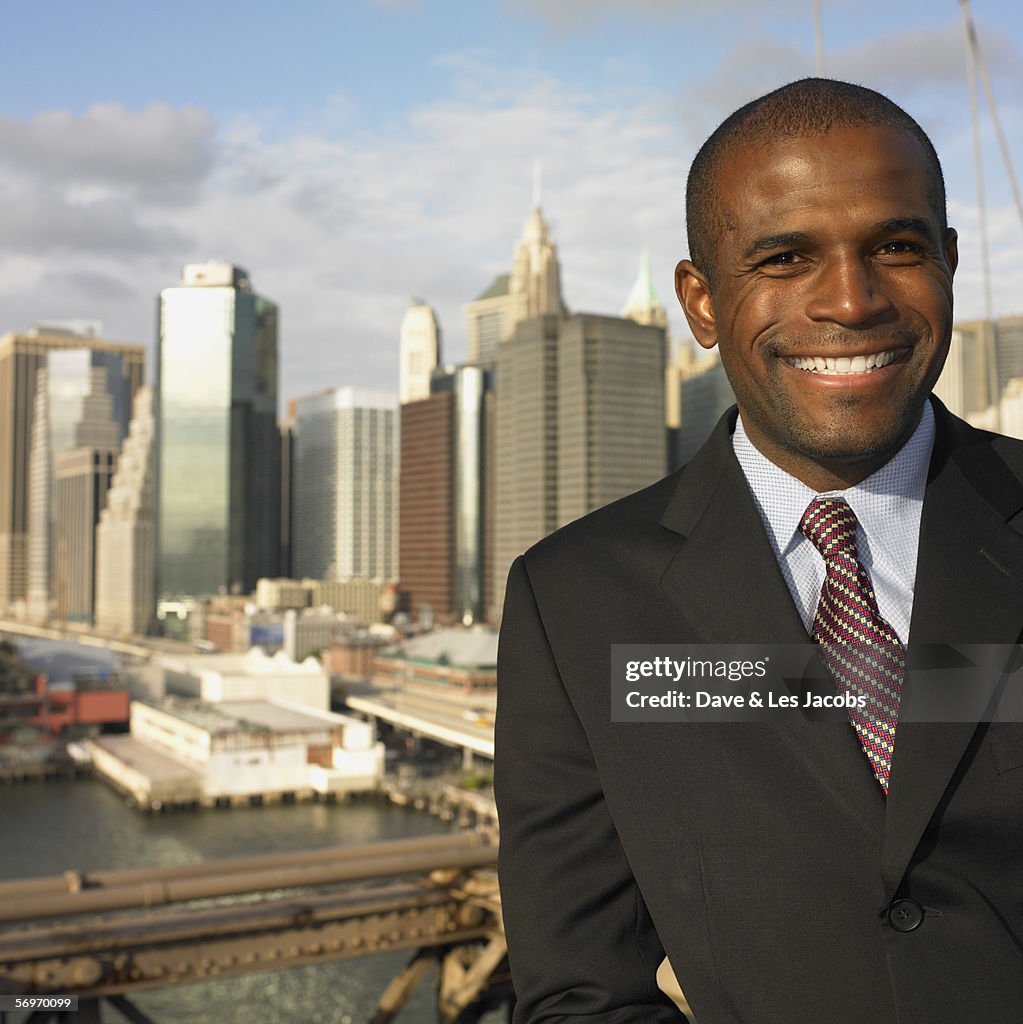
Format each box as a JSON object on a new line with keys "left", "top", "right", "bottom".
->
{"left": 731, "top": 400, "right": 935, "bottom": 644}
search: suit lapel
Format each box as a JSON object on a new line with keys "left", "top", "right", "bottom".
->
{"left": 882, "top": 403, "right": 1023, "bottom": 894}
{"left": 658, "top": 412, "right": 884, "bottom": 831}
{"left": 658, "top": 412, "right": 810, "bottom": 646}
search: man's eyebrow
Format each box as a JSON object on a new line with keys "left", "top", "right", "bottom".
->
{"left": 742, "top": 232, "right": 809, "bottom": 260}
{"left": 876, "top": 217, "right": 935, "bottom": 236}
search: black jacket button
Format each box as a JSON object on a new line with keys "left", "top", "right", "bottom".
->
{"left": 887, "top": 898, "right": 924, "bottom": 932}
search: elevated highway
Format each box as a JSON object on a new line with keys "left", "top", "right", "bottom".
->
{"left": 343, "top": 683, "right": 495, "bottom": 760}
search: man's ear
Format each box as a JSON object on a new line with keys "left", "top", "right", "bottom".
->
{"left": 675, "top": 259, "right": 717, "bottom": 350}
{"left": 944, "top": 227, "right": 959, "bottom": 276}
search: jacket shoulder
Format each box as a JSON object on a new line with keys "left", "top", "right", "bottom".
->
{"left": 522, "top": 471, "right": 683, "bottom": 572}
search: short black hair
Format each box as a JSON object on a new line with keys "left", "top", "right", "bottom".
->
{"left": 685, "top": 78, "right": 947, "bottom": 287}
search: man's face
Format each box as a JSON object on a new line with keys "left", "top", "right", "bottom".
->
{"left": 676, "top": 125, "right": 958, "bottom": 490}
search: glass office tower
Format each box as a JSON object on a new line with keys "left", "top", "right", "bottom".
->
{"left": 157, "top": 262, "right": 280, "bottom": 602}
{"left": 292, "top": 387, "right": 398, "bottom": 584}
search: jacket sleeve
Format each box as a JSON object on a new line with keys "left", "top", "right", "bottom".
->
{"left": 494, "top": 555, "right": 683, "bottom": 1023}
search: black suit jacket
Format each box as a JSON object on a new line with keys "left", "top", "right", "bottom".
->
{"left": 494, "top": 400, "right": 1023, "bottom": 1024}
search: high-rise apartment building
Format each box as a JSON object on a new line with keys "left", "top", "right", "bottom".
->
{"left": 0, "top": 327, "right": 143, "bottom": 614}
{"left": 934, "top": 320, "right": 998, "bottom": 421}
{"left": 157, "top": 262, "right": 280, "bottom": 603}
{"left": 279, "top": 415, "right": 295, "bottom": 581}
{"left": 400, "top": 365, "right": 493, "bottom": 625}
{"left": 292, "top": 387, "right": 398, "bottom": 583}
{"left": 992, "top": 315, "right": 1023, "bottom": 396}
{"left": 933, "top": 315, "right": 1023, "bottom": 429}
{"left": 464, "top": 276, "right": 510, "bottom": 368}
{"left": 95, "top": 387, "right": 156, "bottom": 636}
{"left": 400, "top": 389, "right": 455, "bottom": 622}
{"left": 25, "top": 372, "right": 52, "bottom": 620}
{"left": 399, "top": 300, "right": 442, "bottom": 404}
{"left": 491, "top": 313, "right": 666, "bottom": 620}
{"left": 667, "top": 347, "right": 736, "bottom": 470}
{"left": 465, "top": 203, "right": 566, "bottom": 365}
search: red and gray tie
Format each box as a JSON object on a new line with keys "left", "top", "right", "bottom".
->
{"left": 799, "top": 497, "right": 904, "bottom": 794}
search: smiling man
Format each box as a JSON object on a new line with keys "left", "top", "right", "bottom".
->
{"left": 495, "top": 79, "right": 1023, "bottom": 1024}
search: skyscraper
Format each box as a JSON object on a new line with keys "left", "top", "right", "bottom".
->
{"left": 933, "top": 320, "right": 997, "bottom": 422}
{"left": 931, "top": 315, "right": 1023, "bottom": 430}
{"left": 400, "top": 364, "right": 493, "bottom": 625}
{"left": 491, "top": 312, "right": 666, "bottom": 620}
{"left": 292, "top": 387, "right": 398, "bottom": 583}
{"left": 157, "top": 262, "right": 280, "bottom": 603}
{"left": 0, "top": 327, "right": 143, "bottom": 615}
{"left": 668, "top": 347, "right": 735, "bottom": 469}
{"left": 279, "top": 413, "right": 296, "bottom": 581}
{"left": 95, "top": 387, "right": 156, "bottom": 636}
{"left": 399, "top": 388, "right": 455, "bottom": 621}
{"left": 621, "top": 249, "right": 669, "bottom": 330}
{"left": 399, "top": 300, "right": 442, "bottom": 405}
{"left": 52, "top": 367, "right": 122, "bottom": 622}
{"left": 465, "top": 202, "right": 566, "bottom": 365}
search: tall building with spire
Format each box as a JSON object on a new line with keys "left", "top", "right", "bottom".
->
{"left": 95, "top": 387, "right": 156, "bottom": 636}
{"left": 465, "top": 198, "right": 566, "bottom": 365}
{"left": 506, "top": 204, "right": 566, "bottom": 327}
{"left": 399, "top": 300, "right": 442, "bottom": 404}
{"left": 621, "top": 250, "right": 669, "bottom": 330}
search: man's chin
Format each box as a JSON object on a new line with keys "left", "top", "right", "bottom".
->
{"left": 792, "top": 422, "right": 916, "bottom": 469}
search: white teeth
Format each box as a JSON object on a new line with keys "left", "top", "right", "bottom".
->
{"left": 785, "top": 349, "right": 902, "bottom": 374}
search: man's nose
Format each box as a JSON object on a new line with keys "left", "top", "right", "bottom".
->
{"left": 804, "top": 257, "right": 894, "bottom": 327}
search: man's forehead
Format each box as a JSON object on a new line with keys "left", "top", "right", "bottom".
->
{"left": 721, "top": 124, "right": 925, "bottom": 178}
{"left": 714, "top": 126, "right": 933, "bottom": 212}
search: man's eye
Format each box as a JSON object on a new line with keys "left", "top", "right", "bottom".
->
{"left": 761, "top": 251, "right": 801, "bottom": 266}
{"left": 878, "top": 240, "right": 923, "bottom": 256}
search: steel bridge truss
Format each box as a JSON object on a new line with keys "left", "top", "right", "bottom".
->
{"left": 0, "top": 833, "right": 509, "bottom": 1023}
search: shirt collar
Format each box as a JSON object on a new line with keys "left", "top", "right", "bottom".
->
{"left": 732, "top": 399, "right": 935, "bottom": 560}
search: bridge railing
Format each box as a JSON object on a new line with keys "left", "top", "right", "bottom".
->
{"left": 0, "top": 832, "right": 508, "bottom": 1024}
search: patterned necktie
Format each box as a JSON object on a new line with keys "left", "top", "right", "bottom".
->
{"left": 799, "top": 498, "right": 904, "bottom": 794}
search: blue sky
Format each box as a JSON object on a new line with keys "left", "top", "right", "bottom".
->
{"left": 1, "top": 0, "right": 1021, "bottom": 403}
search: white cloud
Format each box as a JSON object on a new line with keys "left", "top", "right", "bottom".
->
{"left": 0, "top": 180, "right": 191, "bottom": 255}
{"left": 506, "top": 0, "right": 808, "bottom": 30}
{"left": 829, "top": 20, "right": 1022, "bottom": 89}
{"left": 0, "top": 103, "right": 214, "bottom": 191}
{"left": 363, "top": 0, "right": 420, "bottom": 10}
{"left": 2, "top": 40, "right": 1020, "bottom": 408}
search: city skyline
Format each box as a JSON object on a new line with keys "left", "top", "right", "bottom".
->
{"left": 1, "top": 1, "right": 1021, "bottom": 404}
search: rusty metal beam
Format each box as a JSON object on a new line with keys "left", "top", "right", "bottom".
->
{"left": 369, "top": 947, "right": 435, "bottom": 1024}
{"left": 0, "top": 832, "right": 490, "bottom": 900}
{"left": 0, "top": 840, "right": 497, "bottom": 924}
{"left": 438, "top": 934, "right": 509, "bottom": 1024}
{"left": 0, "top": 834, "right": 510, "bottom": 1022}
{"left": 0, "top": 875, "right": 501, "bottom": 1000}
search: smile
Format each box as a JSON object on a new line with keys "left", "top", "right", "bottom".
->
{"left": 783, "top": 348, "right": 906, "bottom": 375}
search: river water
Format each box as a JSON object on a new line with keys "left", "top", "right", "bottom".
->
{"left": 0, "top": 778, "right": 505, "bottom": 1023}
